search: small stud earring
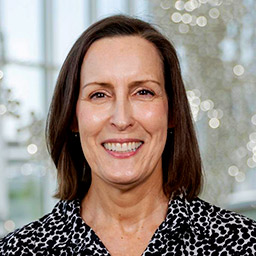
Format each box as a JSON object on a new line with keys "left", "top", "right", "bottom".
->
{"left": 168, "top": 128, "right": 173, "bottom": 135}
{"left": 73, "top": 132, "right": 79, "bottom": 138}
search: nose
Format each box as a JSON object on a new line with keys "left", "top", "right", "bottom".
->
{"left": 110, "top": 98, "right": 134, "bottom": 131}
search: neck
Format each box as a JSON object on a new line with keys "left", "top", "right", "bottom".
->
{"left": 81, "top": 171, "right": 169, "bottom": 233}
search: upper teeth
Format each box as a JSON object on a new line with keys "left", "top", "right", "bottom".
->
{"left": 103, "top": 142, "right": 142, "bottom": 152}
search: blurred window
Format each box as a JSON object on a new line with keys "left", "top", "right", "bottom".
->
{"left": 0, "top": 0, "right": 149, "bottom": 237}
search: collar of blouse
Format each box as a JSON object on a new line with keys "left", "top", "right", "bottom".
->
{"left": 45, "top": 194, "right": 211, "bottom": 254}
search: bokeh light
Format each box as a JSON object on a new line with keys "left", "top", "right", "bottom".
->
{"left": 175, "top": 0, "right": 185, "bottom": 11}
{"left": 182, "top": 13, "right": 192, "bottom": 24}
{"left": 249, "top": 132, "right": 256, "bottom": 142}
{"left": 27, "top": 144, "right": 38, "bottom": 155}
{"left": 209, "top": 118, "right": 220, "bottom": 128}
{"left": 172, "top": 12, "right": 182, "bottom": 23}
{"left": 247, "top": 158, "right": 256, "bottom": 168}
{"left": 207, "top": 109, "right": 218, "bottom": 119}
{"left": 228, "top": 165, "right": 239, "bottom": 176}
{"left": 247, "top": 141, "right": 256, "bottom": 152}
{"left": 21, "top": 163, "right": 33, "bottom": 176}
{"left": 0, "top": 70, "right": 4, "bottom": 79}
{"left": 0, "top": 104, "right": 7, "bottom": 115}
{"left": 233, "top": 64, "right": 245, "bottom": 76}
{"left": 200, "top": 100, "right": 214, "bottom": 111}
{"left": 196, "top": 16, "right": 207, "bottom": 27}
{"left": 209, "top": 8, "right": 220, "bottom": 19}
{"left": 251, "top": 114, "right": 256, "bottom": 125}
{"left": 4, "top": 220, "right": 15, "bottom": 232}
{"left": 235, "top": 172, "right": 245, "bottom": 182}
{"left": 160, "top": 0, "right": 172, "bottom": 10}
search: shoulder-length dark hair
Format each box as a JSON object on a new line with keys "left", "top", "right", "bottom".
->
{"left": 46, "top": 15, "right": 203, "bottom": 201}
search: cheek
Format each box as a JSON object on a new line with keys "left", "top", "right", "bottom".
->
{"left": 134, "top": 101, "right": 168, "bottom": 131}
{"left": 76, "top": 103, "right": 108, "bottom": 133}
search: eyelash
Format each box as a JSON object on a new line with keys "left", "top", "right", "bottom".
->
{"left": 136, "top": 89, "right": 155, "bottom": 96}
{"left": 89, "top": 89, "right": 155, "bottom": 99}
{"left": 90, "top": 92, "right": 107, "bottom": 99}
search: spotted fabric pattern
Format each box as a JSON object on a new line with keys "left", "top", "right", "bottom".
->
{"left": 1, "top": 195, "right": 256, "bottom": 255}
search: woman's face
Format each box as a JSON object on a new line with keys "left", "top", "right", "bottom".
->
{"left": 76, "top": 36, "right": 169, "bottom": 189}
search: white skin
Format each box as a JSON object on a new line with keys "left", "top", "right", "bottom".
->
{"left": 76, "top": 36, "right": 170, "bottom": 256}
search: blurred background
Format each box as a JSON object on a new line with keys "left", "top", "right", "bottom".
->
{"left": 0, "top": 0, "right": 255, "bottom": 237}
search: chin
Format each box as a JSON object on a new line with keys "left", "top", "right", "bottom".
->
{"left": 104, "top": 172, "right": 143, "bottom": 187}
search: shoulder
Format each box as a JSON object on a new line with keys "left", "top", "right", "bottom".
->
{"left": 189, "top": 197, "right": 256, "bottom": 228}
{"left": 0, "top": 200, "right": 74, "bottom": 255}
{"left": 187, "top": 197, "right": 256, "bottom": 252}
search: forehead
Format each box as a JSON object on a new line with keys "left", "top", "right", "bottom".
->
{"left": 81, "top": 36, "right": 163, "bottom": 81}
{"left": 86, "top": 35, "right": 161, "bottom": 58}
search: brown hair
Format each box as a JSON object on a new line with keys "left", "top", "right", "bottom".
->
{"left": 46, "top": 15, "right": 203, "bottom": 201}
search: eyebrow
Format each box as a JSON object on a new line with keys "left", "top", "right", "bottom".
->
{"left": 82, "top": 79, "right": 162, "bottom": 89}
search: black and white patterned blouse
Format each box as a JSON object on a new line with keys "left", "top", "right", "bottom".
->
{"left": 1, "top": 195, "right": 256, "bottom": 255}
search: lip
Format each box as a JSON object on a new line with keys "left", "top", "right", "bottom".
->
{"left": 101, "top": 139, "right": 144, "bottom": 159}
{"left": 101, "top": 138, "right": 143, "bottom": 144}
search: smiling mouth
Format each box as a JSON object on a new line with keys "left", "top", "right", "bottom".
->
{"left": 103, "top": 142, "right": 143, "bottom": 153}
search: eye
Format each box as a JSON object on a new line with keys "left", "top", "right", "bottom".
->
{"left": 90, "top": 92, "right": 107, "bottom": 99}
{"left": 136, "top": 89, "right": 155, "bottom": 96}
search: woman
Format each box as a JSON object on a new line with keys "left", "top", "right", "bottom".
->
{"left": 1, "top": 15, "right": 255, "bottom": 256}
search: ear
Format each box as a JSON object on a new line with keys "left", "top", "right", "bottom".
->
{"left": 70, "top": 116, "right": 79, "bottom": 132}
{"left": 168, "top": 112, "right": 175, "bottom": 128}
{"left": 168, "top": 122, "right": 175, "bottom": 129}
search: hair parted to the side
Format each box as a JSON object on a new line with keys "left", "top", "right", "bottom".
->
{"left": 46, "top": 14, "right": 203, "bottom": 201}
